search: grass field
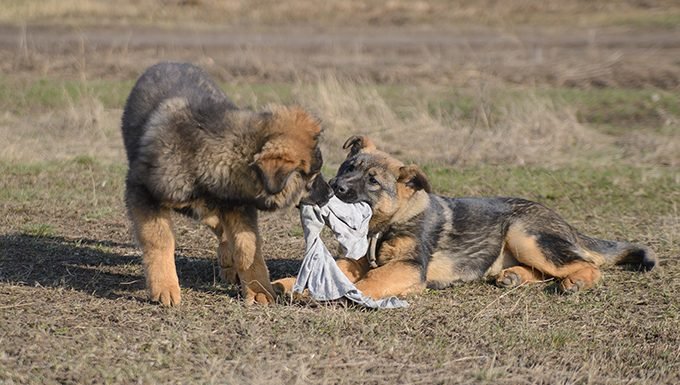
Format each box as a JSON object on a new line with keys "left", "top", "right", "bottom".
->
{"left": 1, "top": 1, "right": 679, "bottom": 384}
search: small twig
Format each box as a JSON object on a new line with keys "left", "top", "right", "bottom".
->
{"left": 0, "top": 302, "right": 37, "bottom": 310}
{"left": 473, "top": 278, "right": 553, "bottom": 320}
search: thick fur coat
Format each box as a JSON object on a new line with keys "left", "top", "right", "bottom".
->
{"left": 122, "top": 62, "right": 332, "bottom": 305}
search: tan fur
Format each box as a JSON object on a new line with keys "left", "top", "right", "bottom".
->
{"left": 392, "top": 189, "right": 429, "bottom": 225}
{"left": 426, "top": 252, "right": 457, "bottom": 285}
{"left": 483, "top": 245, "right": 518, "bottom": 279}
{"left": 369, "top": 174, "right": 429, "bottom": 234}
{"left": 129, "top": 205, "right": 181, "bottom": 306}
{"left": 505, "top": 223, "right": 600, "bottom": 279}
{"left": 579, "top": 248, "right": 608, "bottom": 267}
{"left": 496, "top": 265, "right": 546, "bottom": 288}
{"left": 375, "top": 236, "right": 418, "bottom": 265}
{"left": 271, "top": 277, "right": 297, "bottom": 296}
{"left": 354, "top": 262, "right": 425, "bottom": 299}
{"left": 369, "top": 195, "right": 398, "bottom": 232}
{"left": 336, "top": 257, "right": 370, "bottom": 283}
{"left": 560, "top": 266, "right": 602, "bottom": 293}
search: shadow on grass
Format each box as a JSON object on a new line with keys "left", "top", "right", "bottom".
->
{"left": 0, "top": 233, "right": 301, "bottom": 302}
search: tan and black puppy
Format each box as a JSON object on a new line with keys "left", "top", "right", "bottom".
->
{"left": 122, "top": 62, "right": 333, "bottom": 306}
{"left": 329, "top": 136, "right": 657, "bottom": 299}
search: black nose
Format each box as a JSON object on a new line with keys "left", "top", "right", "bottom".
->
{"left": 330, "top": 178, "right": 349, "bottom": 194}
{"left": 333, "top": 182, "right": 348, "bottom": 195}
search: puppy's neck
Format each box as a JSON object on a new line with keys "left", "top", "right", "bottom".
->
{"left": 370, "top": 190, "right": 430, "bottom": 235}
{"left": 392, "top": 189, "right": 430, "bottom": 224}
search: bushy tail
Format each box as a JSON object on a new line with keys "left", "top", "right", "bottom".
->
{"left": 577, "top": 233, "right": 657, "bottom": 271}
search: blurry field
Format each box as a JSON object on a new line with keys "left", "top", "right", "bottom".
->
{"left": 1, "top": 1, "right": 679, "bottom": 384}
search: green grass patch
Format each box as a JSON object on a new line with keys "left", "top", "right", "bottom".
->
{"left": 537, "top": 87, "right": 680, "bottom": 134}
{"left": 20, "top": 223, "right": 55, "bottom": 237}
{"left": 71, "top": 154, "right": 99, "bottom": 167}
{"left": 3, "top": 76, "right": 677, "bottom": 139}
{"left": 0, "top": 159, "right": 126, "bottom": 208}
{"left": 0, "top": 76, "right": 134, "bottom": 112}
{"left": 373, "top": 84, "right": 680, "bottom": 136}
{"left": 600, "top": 11, "right": 680, "bottom": 29}
{"left": 0, "top": 76, "right": 295, "bottom": 114}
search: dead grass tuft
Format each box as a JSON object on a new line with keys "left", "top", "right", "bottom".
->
{"left": 616, "top": 130, "right": 680, "bottom": 167}
{"left": 298, "top": 75, "right": 610, "bottom": 167}
{"left": 0, "top": 97, "right": 122, "bottom": 162}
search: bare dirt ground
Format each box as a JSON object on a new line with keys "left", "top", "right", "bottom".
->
{"left": 1, "top": 6, "right": 679, "bottom": 384}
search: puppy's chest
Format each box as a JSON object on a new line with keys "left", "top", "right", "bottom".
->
{"left": 373, "top": 222, "right": 424, "bottom": 265}
{"left": 373, "top": 208, "right": 454, "bottom": 265}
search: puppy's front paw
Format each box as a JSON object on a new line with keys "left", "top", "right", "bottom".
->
{"left": 149, "top": 279, "right": 181, "bottom": 306}
{"left": 496, "top": 271, "right": 522, "bottom": 288}
{"left": 271, "top": 277, "right": 297, "bottom": 296}
{"left": 559, "top": 277, "right": 584, "bottom": 294}
{"left": 242, "top": 284, "right": 275, "bottom": 305}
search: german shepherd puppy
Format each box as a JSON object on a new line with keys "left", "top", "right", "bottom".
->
{"left": 329, "top": 136, "right": 656, "bottom": 299}
{"left": 122, "top": 62, "right": 333, "bottom": 306}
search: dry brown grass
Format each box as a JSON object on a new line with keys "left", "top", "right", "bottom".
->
{"left": 1, "top": 160, "right": 678, "bottom": 385}
{"left": 298, "top": 75, "right": 617, "bottom": 167}
{"left": 3, "top": 74, "right": 677, "bottom": 168}
{"left": 0, "top": 97, "right": 123, "bottom": 162}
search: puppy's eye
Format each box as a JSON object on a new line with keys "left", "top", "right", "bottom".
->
{"left": 346, "top": 165, "right": 355, "bottom": 172}
{"left": 368, "top": 176, "right": 379, "bottom": 185}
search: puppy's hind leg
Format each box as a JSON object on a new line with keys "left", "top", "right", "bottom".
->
{"left": 505, "top": 223, "right": 602, "bottom": 293}
{"left": 559, "top": 265, "right": 601, "bottom": 294}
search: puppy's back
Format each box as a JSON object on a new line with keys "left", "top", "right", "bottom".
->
{"left": 122, "top": 62, "right": 236, "bottom": 162}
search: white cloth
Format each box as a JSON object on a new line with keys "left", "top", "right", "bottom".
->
{"left": 293, "top": 195, "right": 409, "bottom": 308}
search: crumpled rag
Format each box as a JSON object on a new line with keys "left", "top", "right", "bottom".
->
{"left": 293, "top": 195, "right": 408, "bottom": 308}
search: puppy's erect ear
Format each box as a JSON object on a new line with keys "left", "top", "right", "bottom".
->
{"left": 251, "top": 145, "right": 298, "bottom": 195}
{"left": 398, "top": 165, "right": 431, "bottom": 193}
{"left": 342, "top": 135, "right": 376, "bottom": 157}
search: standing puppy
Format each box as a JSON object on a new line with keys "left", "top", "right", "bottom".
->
{"left": 122, "top": 62, "right": 332, "bottom": 306}
{"left": 329, "top": 136, "right": 656, "bottom": 299}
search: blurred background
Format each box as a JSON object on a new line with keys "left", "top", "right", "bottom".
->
{"left": 1, "top": 0, "right": 678, "bottom": 168}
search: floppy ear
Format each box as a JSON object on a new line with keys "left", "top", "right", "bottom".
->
{"left": 251, "top": 146, "right": 298, "bottom": 195}
{"left": 398, "top": 165, "right": 431, "bottom": 193}
{"left": 259, "top": 105, "right": 322, "bottom": 177}
{"left": 342, "top": 135, "right": 376, "bottom": 157}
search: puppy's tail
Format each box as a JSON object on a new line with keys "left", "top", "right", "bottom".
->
{"left": 577, "top": 233, "right": 657, "bottom": 271}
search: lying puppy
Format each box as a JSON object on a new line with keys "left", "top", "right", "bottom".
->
{"left": 328, "top": 136, "right": 657, "bottom": 299}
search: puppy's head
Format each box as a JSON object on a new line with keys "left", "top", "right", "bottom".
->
{"left": 330, "top": 135, "right": 430, "bottom": 219}
{"left": 251, "top": 106, "right": 333, "bottom": 210}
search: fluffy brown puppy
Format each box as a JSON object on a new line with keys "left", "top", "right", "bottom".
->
{"left": 122, "top": 62, "right": 332, "bottom": 306}
{"left": 328, "top": 136, "right": 656, "bottom": 299}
